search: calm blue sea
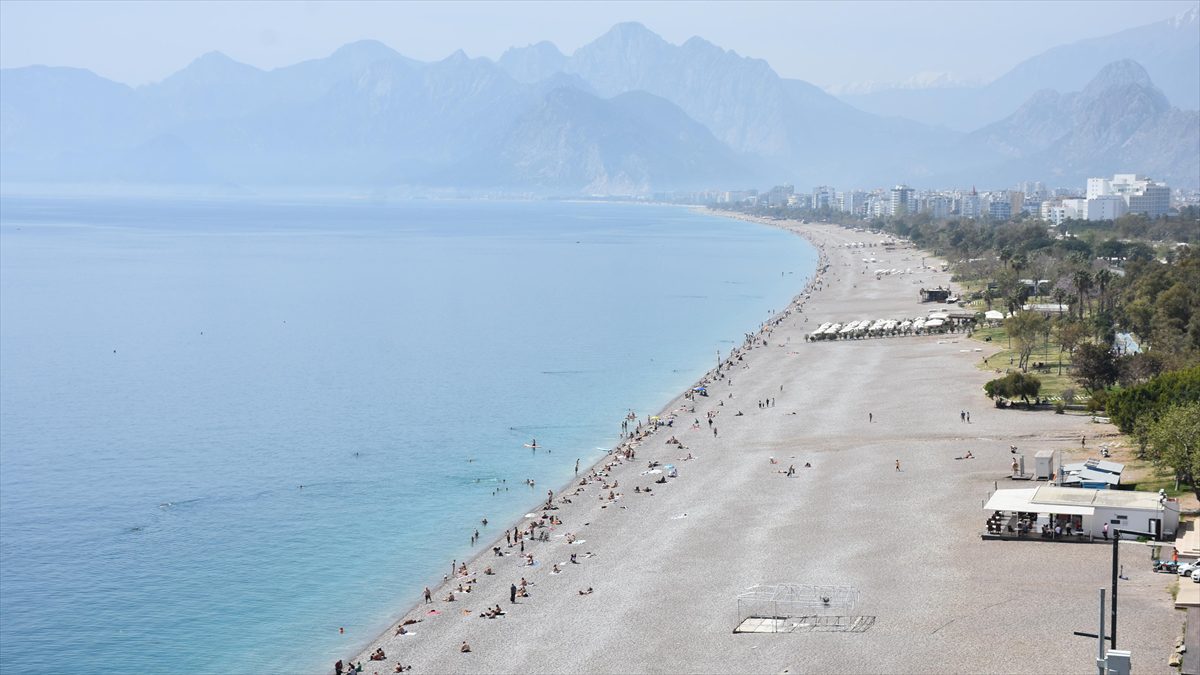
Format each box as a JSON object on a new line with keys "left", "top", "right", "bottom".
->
{"left": 0, "top": 196, "right": 815, "bottom": 674}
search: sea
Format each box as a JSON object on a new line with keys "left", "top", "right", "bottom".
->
{"left": 0, "top": 196, "right": 816, "bottom": 674}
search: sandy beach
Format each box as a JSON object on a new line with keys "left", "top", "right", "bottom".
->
{"left": 344, "top": 218, "right": 1184, "bottom": 674}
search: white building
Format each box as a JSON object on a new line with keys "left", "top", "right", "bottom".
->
{"left": 957, "top": 189, "right": 981, "bottom": 219}
{"left": 984, "top": 485, "right": 1180, "bottom": 540}
{"left": 1087, "top": 177, "right": 1111, "bottom": 200}
{"left": 839, "top": 190, "right": 867, "bottom": 215}
{"left": 1085, "top": 173, "right": 1171, "bottom": 218}
{"left": 1061, "top": 198, "right": 1088, "bottom": 220}
{"left": 890, "top": 185, "right": 915, "bottom": 216}
{"left": 1041, "top": 201, "right": 1067, "bottom": 226}
{"left": 925, "top": 195, "right": 953, "bottom": 219}
{"left": 1086, "top": 194, "right": 1128, "bottom": 221}
{"left": 812, "top": 185, "right": 836, "bottom": 211}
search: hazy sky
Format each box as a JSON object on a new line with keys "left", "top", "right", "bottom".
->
{"left": 2, "top": 0, "right": 1196, "bottom": 88}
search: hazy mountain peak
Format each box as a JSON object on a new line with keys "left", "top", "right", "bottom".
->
{"left": 502, "top": 40, "right": 564, "bottom": 59}
{"left": 1082, "top": 59, "right": 1156, "bottom": 98}
{"left": 155, "top": 50, "right": 262, "bottom": 88}
{"left": 187, "top": 51, "right": 258, "bottom": 73}
{"left": 589, "top": 21, "right": 668, "bottom": 50}
{"left": 442, "top": 49, "right": 471, "bottom": 64}
{"left": 1170, "top": 4, "right": 1198, "bottom": 27}
{"left": 681, "top": 35, "right": 721, "bottom": 54}
{"left": 497, "top": 41, "right": 567, "bottom": 83}
{"left": 330, "top": 40, "right": 401, "bottom": 62}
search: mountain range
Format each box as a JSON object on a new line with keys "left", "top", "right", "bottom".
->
{"left": 840, "top": 6, "right": 1200, "bottom": 132}
{"left": 1, "top": 17, "right": 1198, "bottom": 194}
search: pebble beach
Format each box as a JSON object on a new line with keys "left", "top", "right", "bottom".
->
{"left": 343, "top": 218, "right": 1183, "bottom": 675}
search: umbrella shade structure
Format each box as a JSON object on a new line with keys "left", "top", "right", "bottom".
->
{"left": 984, "top": 310, "right": 1004, "bottom": 320}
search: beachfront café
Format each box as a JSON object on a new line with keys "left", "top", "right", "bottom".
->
{"left": 983, "top": 485, "right": 1180, "bottom": 541}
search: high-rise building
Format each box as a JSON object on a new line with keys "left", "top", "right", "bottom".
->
{"left": 1087, "top": 195, "right": 1128, "bottom": 221}
{"left": 890, "top": 185, "right": 915, "bottom": 216}
{"left": 838, "top": 190, "right": 867, "bottom": 214}
{"left": 1041, "top": 201, "right": 1067, "bottom": 226}
{"left": 1009, "top": 191, "right": 1025, "bottom": 216}
{"left": 1062, "top": 198, "right": 1088, "bottom": 220}
{"left": 812, "top": 185, "right": 836, "bottom": 211}
{"left": 1126, "top": 184, "right": 1170, "bottom": 218}
{"left": 925, "top": 195, "right": 953, "bottom": 219}
{"left": 987, "top": 198, "right": 1011, "bottom": 220}
{"left": 957, "top": 188, "right": 981, "bottom": 219}
{"left": 767, "top": 184, "right": 794, "bottom": 207}
{"left": 1085, "top": 174, "right": 1171, "bottom": 218}
{"left": 1087, "top": 178, "right": 1111, "bottom": 200}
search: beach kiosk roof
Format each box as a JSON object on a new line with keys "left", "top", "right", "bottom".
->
{"left": 1061, "top": 468, "right": 1121, "bottom": 487}
{"left": 985, "top": 488, "right": 1094, "bottom": 516}
{"left": 1063, "top": 459, "right": 1124, "bottom": 479}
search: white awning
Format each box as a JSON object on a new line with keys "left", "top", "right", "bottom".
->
{"left": 984, "top": 488, "right": 1095, "bottom": 516}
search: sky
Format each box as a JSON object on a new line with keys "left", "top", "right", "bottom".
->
{"left": 1, "top": 0, "right": 1196, "bottom": 89}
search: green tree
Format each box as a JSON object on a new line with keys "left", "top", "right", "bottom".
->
{"left": 1072, "top": 268, "right": 1093, "bottom": 319}
{"left": 1072, "top": 342, "right": 1118, "bottom": 392}
{"left": 984, "top": 371, "right": 1042, "bottom": 405}
{"left": 1053, "top": 319, "right": 1088, "bottom": 375}
{"left": 1006, "top": 311, "right": 1048, "bottom": 371}
{"left": 1146, "top": 402, "right": 1200, "bottom": 495}
{"left": 1106, "top": 365, "right": 1200, "bottom": 433}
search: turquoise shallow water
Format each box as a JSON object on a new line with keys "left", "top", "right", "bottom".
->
{"left": 0, "top": 197, "right": 815, "bottom": 674}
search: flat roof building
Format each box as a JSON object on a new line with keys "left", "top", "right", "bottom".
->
{"left": 984, "top": 485, "right": 1179, "bottom": 541}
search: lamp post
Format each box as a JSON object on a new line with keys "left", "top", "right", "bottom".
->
{"left": 1073, "top": 527, "right": 1157, "bottom": 650}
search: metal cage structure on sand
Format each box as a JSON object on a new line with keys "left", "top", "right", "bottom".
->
{"left": 734, "top": 584, "right": 875, "bottom": 634}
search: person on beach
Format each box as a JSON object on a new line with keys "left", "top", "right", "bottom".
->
{"left": 460, "top": 641, "right": 471, "bottom": 653}
{"left": 510, "top": 583, "right": 517, "bottom": 603}
{"left": 424, "top": 587, "right": 432, "bottom": 604}
{"left": 869, "top": 412, "right": 873, "bottom": 423}
{"left": 895, "top": 459, "right": 901, "bottom": 471}
{"left": 335, "top": 659, "right": 343, "bottom": 675}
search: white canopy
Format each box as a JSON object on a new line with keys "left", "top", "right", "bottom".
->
{"left": 984, "top": 310, "right": 1004, "bottom": 320}
{"left": 984, "top": 488, "right": 1095, "bottom": 516}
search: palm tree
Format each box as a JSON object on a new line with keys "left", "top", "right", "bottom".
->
{"left": 1093, "top": 268, "right": 1113, "bottom": 313}
{"left": 999, "top": 246, "right": 1014, "bottom": 269}
{"left": 1072, "top": 269, "right": 1093, "bottom": 319}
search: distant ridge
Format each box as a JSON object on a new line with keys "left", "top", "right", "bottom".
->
{"left": 840, "top": 5, "right": 1200, "bottom": 131}
{"left": 2, "top": 21, "right": 1197, "bottom": 192}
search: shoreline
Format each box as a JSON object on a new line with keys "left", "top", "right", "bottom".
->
{"left": 335, "top": 208, "right": 825, "bottom": 670}
{"left": 342, "top": 215, "right": 1182, "bottom": 674}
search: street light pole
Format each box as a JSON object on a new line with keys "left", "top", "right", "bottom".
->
{"left": 1110, "top": 528, "right": 1157, "bottom": 649}
{"left": 1097, "top": 588, "right": 1106, "bottom": 675}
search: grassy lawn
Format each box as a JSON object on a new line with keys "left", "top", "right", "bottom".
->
{"left": 971, "top": 325, "right": 1077, "bottom": 399}
{"left": 1060, "top": 431, "right": 1200, "bottom": 509}
{"left": 1124, "top": 467, "right": 1197, "bottom": 500}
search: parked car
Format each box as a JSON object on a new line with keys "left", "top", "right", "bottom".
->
{"left": 1193, "top": 569, "right": 1199, "bottom": 583}
{"left": 1153, "top": 560, "right": 1178, "bottom": 573}
{"left": 1178, "top": 561, "right": 1199, "bottom": 576}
